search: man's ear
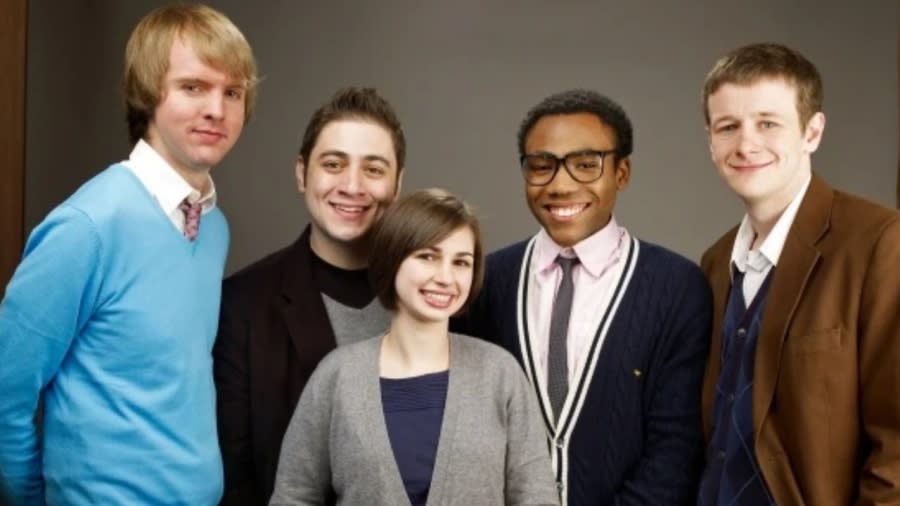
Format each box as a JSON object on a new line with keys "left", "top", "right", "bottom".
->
{"left": 614, "top": 156, "right": 631, "bottom": 191}
{"left": 803, "top": 111, "right": 826, "bottom": 154}
{"left": 295, "top": 157, "right": 307, "bottom": 193}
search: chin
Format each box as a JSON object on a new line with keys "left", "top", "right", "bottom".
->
{"left": 727, "top": 181, "right": 769, "bottom": 201}
{"left": 326, "top": 225, "right": 370, "bottom": 244}
{"left": 547, "top": 231, "right": 579, "bottom": 248}
{"left": 413, "top": 312, "right": 451, "bottom": 325}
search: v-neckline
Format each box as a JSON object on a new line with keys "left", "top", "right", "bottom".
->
{"left": 364, "top": 335, "right": 463, "bottom": 506}
{"left": 518, "top": 235, "right": 638, "bottom": 436}
{"left": 115, "top": 164, "right": 203, "bottom": 252}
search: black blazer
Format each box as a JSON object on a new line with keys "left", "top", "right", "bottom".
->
{"left": 213, "top": 226, "right": 338, "bottom": 505}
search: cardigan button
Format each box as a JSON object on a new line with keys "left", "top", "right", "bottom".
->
{"left": 737, "top": 328, "right": 747, "bottom": 338}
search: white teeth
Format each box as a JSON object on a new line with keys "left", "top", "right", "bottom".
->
{"left": 550, "top": 205, "right": 585, "bottom": 217}
{"left": 334, "top": 205, "right": 365, "bottom": 213}
{"left": 423, "top": 292, "right": 452, "bottom": 305}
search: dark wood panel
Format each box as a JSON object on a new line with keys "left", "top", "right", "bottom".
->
{"left": 0, "top": 0, "right": 27, "bottom": 293}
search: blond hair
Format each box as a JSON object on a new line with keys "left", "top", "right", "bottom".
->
{"left": 123, "top": 4, "right": 259, "bottom": 144}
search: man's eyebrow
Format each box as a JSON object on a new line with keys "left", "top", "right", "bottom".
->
{"left": 172, "top": 76, "right": 204, "bottom": 84}
{"left": 526, "top": 149, "right": 596, "bottom": 157}
{"left": 170, "top": 76, "right": 246, "bottom": 89}
{"left": 710, "top": 114, "right": 737, "bottom": 124}
{"left": 317, "top": 150, "right": 349, "bottom": 159}
{"left": 362, "top": 154, "right": 392, "bottom": 166}
{"left": 712, "top": 111, "right": 783, "bottom": 124}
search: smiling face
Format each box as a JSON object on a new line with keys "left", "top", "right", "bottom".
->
{"left": 393, "top": 226, "right": 475, "bottom": 325}
{"left": 146, "top": 36, "right": 246, "bottom": 185}
{"left": 706, "top": 78, "right": 824, "bottom": 212}
{"left": 297, "top": 119, "right": 401, "bottom": 266}
{"left": 523, "top": 113, "right": 630, "bottom": 247}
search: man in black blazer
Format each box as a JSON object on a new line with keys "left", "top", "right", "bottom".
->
{"left": 213, "top": 87, "right": 406, "bottom": 505}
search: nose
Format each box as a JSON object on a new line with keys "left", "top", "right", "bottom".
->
{"left": 203, "top": 92, "right": 226, "bottom": 121}
{"left": 433, "top": 260, "right": 453, "bottom": 285}
{"left": 545, "top": 162, "right": 579, "bottom": 194}
{"left": 735, "top": 127, "right": 761, "bottom": 157}
{"left": 338, "top": 166, "right": 364, "bottom": 194}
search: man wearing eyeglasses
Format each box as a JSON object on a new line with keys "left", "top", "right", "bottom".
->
{"left": 456, "top": 89, "right": 711, "bottom": 505}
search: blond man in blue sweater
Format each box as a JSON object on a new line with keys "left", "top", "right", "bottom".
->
{"left": 0, "top": 5, "right": 257, "bottom": 505}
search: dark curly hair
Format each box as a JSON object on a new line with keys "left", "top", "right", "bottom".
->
{"left": 516, "top": 89, "right": 633, "bottom": 162}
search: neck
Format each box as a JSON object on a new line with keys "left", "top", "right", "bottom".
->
{"left": 380, "top": 312, "right": 449, "bottom": 378}
{"left": 142, "top": 136, "right": 212, "bottom": 194}
{"left": 309, "top": 229, "right": 369, "bottom": 270}
{"left": 176, "top": 167, "right": 211, "bottom": 195}
{"left": 744, "top": 169, "right": 810, "bottom": 249}
{"left": 745, "top": 209, "right": 780, "bottom": 250}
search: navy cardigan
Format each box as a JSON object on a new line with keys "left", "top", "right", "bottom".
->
{"left": 456, "top": 236, "right": 712, "bottom": 506}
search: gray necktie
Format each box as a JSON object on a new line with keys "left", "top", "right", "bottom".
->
{"left": 548, "top": 255, "right": 578, "bottom": 422}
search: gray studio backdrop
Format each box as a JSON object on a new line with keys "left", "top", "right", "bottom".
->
{"left": 27, "top": 1, "right": 898, "bottom": 274}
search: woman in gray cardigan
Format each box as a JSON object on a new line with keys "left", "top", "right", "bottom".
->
{"left": 270, "top": 189, "right": 558, "bottom": 506}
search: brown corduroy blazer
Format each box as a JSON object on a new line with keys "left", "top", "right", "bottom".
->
{"left": 700, "top": 174, "right": 900, "bottom": 505}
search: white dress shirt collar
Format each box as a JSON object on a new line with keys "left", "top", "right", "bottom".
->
{"left": 124, "top": 139, "right": 217, "bottom": 216}
{"left": 534, "top": 216, "right": 625, "bottom": 279}
{"left": 731, "top": 174, "right": 811, "bottom": 275}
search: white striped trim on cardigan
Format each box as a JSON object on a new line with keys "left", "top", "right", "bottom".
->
{"left": 515, "top": 235, "right": 640, "bottom": 506}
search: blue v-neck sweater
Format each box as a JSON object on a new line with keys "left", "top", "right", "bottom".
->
{"left": 0, "top": 164, "right": 228, "bottom": 505}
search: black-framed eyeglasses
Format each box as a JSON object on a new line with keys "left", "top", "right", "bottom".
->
{"left": 519, "top": 149, "right": 615, "bottom": 186}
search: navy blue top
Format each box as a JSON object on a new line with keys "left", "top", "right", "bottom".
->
{"left": 381, "top": 370, "right": 449, "bottom": 506}
{"left": 698, "top": 268, "right": 776, "bottom": 505}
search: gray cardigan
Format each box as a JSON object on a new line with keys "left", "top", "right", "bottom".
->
{"left": 269, "top": 333, "right": 559, "bottom": 506}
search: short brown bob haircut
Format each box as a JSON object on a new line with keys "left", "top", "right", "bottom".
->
{"left": 703, "top": 42, "right": 823, "bottom": 129}
{"left": 369, "top": 188, "right": 484, "bottom": 315}
{"left": 123, "top": 4, "right": 259, "bottom": 144}
{"left": 299, "top": 87, "right": 406, "bottom": 178}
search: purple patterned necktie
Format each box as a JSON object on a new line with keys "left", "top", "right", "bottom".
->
{"left": 179, "top": 199, "right": 202, "bottom": 241}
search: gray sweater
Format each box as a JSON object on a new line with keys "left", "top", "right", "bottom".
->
{"left": 269, "top": 333, "right": 560, "bottom": 506}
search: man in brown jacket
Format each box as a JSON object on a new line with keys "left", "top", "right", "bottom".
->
{"left": 696, "top": 43, "right": 900, "bottom": 505}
